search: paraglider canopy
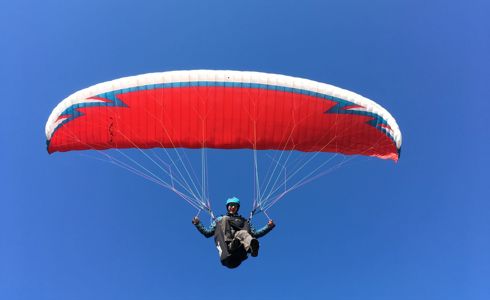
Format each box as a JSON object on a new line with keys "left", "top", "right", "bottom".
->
{"left": 45, "top": 70, "right": 402, "bottom": 217}
{"left": 46, "top": 70, "right": 401, "bottom": 159}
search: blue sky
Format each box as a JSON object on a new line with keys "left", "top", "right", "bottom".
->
{"left": 1, "top": 0, "right": 489, "bottom": 299}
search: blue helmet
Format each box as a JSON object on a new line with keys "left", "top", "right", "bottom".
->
{"left": 226, "top": 197, "right": 240, "bottom": 208}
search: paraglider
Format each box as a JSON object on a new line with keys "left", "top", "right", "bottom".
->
{"left": 192, "top": 197, "right": 275, "bottom": 268}
{"left": 45, "top": 70, "right": 402, "bottom": 267}
{"left": 45, "top": 70, "right": 401, "bottom": 158}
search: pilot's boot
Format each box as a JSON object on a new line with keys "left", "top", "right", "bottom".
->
{"left": 250, "top": 238, "right": 259, "bottom": 257}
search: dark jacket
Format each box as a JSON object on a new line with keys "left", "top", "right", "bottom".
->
{"left": 194, "top": 212, "right": 274, "bottom": 239}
